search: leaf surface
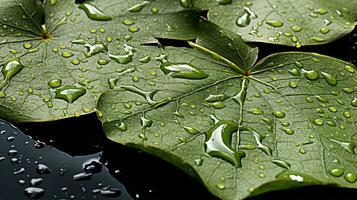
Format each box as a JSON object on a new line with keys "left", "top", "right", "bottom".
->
{"left": 98, "top": 20, "right": 357, "bottom": 200}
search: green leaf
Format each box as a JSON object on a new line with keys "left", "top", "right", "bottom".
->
{"left": 194, "top": 0, "right": 357, "bottom": 47}
{"left": 0, "top": 0, "right": 200, "bottom": 122}
{"left": 98, "top": 20, "right": 357, "bottom": 200}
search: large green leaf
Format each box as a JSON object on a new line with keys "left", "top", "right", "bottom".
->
{"left": 0, "top": 0, "right": 200, "bottom": 122}
{"left": 194, "top": 0, "right": 357, "bottom": 47}
{"left": 98, "top": 20, "right": 357, "bottom": 200}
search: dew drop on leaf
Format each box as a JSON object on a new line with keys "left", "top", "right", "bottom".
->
{"left": 54, "top": 86, "right": 86, "bottom": 103}
{"left": 78, "top": 3, "right": 112, "bottom": 21}
{"left": 160, "top": 62, "right": 209, "bottom": 80}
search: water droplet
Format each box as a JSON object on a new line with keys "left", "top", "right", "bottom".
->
{"left": 321, "top": 72, "right": 337, "bottom": 86}
{"left": 94, "top": 188, "right": 122, "bottom": 197}
{"left": 236, "top": 7, "right": 257, "bottom": 27}
{"left": 83, "top": 159, "right": 102, "bottom": 174}
{"left": 213, "top": 102, "right": 225, "bottom": 109}
{"left": 73, "top": 172, "right": 92, "bottom": 181}
{"left": 78, "top": 3, "right": 112, "bottom": 21}
{"left": 183, "top": 126, "right": 199, "bottom": 135}
{"left": 121, "top": 85, "right": 158, "bottom": 105}
{"left": 289, "top": 81, "right": 298, "bottom": 88}
{"left": 122, "top": 19, "right": 135, "bottom": 26}
{"left": 265, "top": 20, "right": 284, "bottom": 27}
{"left": 160, "top": 62, "right": 208, "bottom": 80}
{"left": 315, "top": 8, "right": 328, "bottom": 15}
{"left": 128, "top": 1, "right": 150, "bottom": 12}
{"left": 330, "top": 139, "right": 354, "bottom": 154}
{"left": 48, "top": 79, "right": 62, "bottom": 88}
{"left": 216, "top": 183, "right": 225, "bottom": 190}
{"left": 141, "top": 116, "right": 153, "bottom": 129}
{"left": 116, "top": 122, "right": 128, "bottom": 131}
{"left": 8, "top": 149, "right": 18, "bottom": 156}
{"left": 310, "top": 36, "right": 325, "bottom": 42}
{"left": 30, "top": 178, "right": 43, "bottom": 186}
{"left": 248, "top": 108, "right": 264, "bottom": 115}
{"left": 109, "top": 53, "right": 132, "bottom": 64}
{"left": 291, "top": 25, "right": 302, "bottom": 32}
{"left": 288, "top": 68, "right": 301, "bottom": 76}
{"left": 328, "top": 107, "right": 337, "bottom": 112}
{"left": 36, "top": 164, "right": 51, "bottom": 174}
{"left": 303, "top": 69, "right": 319, "bottom": 80}
{"left": 344, "top": 65, "right": 355, "bottom": 73}
{"left": 272, "top": 159, "right": 290, "bottom": 169}
{"left": 24, "top": 187, "right": 44, "bottom": 199}
{"left": 343, "top": 87, "right": 354, "bottom": 93}
{"left": 351, "top": 97, "right": 357, "bottom": 107}
{"left": 329, "top": 168, "right": 344, "bottom": 177}
{"left": 55, "top": 86, "right": 86, "bottom": 103}
{"left": 320, "top": 27, "right": 330, "bottom": 34}
{"left": 205, "top": 94, "right": 228, "bottom": 102}
{"left": 343, "top": 111, "right": 351, "bottom": 118}
{"left": 1, "top": 60, "right": 24, "bottom": 87}
{"left": 312, "top": 118, "right": 324, "bottom": 126}
{"left": 61, "top": 51, "right": 73, "bottom": 58}
{"left": 299, "top": 148, "right": 306, "bottom": 154}
{"left": 84, "top": 43, "right": 107, "bottom": 58}
{"left": 205, "top": 121, "right": 245, "bottom": 167}
{"left": 272, "top": 111, "right": 286, "bottom": 118}
{"left": 281, "top": 128, "right": 294, "bottom": 135}
{"left": 97, "top": 59, "right": 109, "bottom": 65}
{"left": 344, "top": 173, "right": 357, "bottom": 183}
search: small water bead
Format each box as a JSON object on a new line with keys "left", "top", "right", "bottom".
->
{"left": 183, "top": 126, "right": 200, "bottom": 135}
{"left": 116, "top": 122, "right": 128, "bottom": 131}
{"left": 291, "top": 25, "right": 302, "bottom": 32}
{"left": 128, "top": 1, "right": 150, "bottom": 12}
{"left": 343, "top": 87, "right": 354, "bottom": 93}
{"left": 48, "top": 79, "right": 62, "bottom": 88}
{"left": 194, "top": 158, "right": 203, "bottom": 166}
{"left": 289, "top": 81, "right": 298, "bottom": 88}
{"left": 97, "top": 59, "right": 109, "bottom": 65}
{"left": 84, "top": 43, "right": 107, "bottom": 58}
{"left": 320, "top": 27, "right": 330, "bottom": 34}
{"left": 313, "top": 118, "right": 324, "bottom": 126}
{"left": 344, "top": 65, "right": 355, "bottom": 73}
{"left": 160, "top": 62, "right": 208, "bottom": 80}
{"left": 272, "top": 111, "right": 286, "bottom": 118}
{"left": 122, "top": 19, "right": 135, "bottom": 25}
{"left": 24, "top": 187, "right": 44, "bottom": 199}
{"left": 328, "top": 107, "right": 337, "bottom": 113}
{"left": 205, "top": 94, "right": 228, "bottom": 102}
{"left": 344, "top": 173, "right": 357, "bottom": 183}
{"left": 139, "top": 56, "right": 151, "bottom": 63}
{"left": 281, "top": 128, "right": 294, "bottom": 135}
{"left": 151, "top": 7, "right": 159, "bottom": 14}
{"left": 78, "top": 3, "right": 112, "bottom": 21}
{"left": 83, "top": 159, "right": 102, "bottom": 174}
{"left": 36, "top": 164, "right": 51, "bottom": 174}
{"left": 55, "top": 86, "right": 86, "bottom": 103}
{"left": 236, "top": 7, "right": 257, "bottom": 27}
{"left": 128, "top": 27, "right": 139, "bottom": 32}
{"left": 343, "top": 111, "right": 351, "bottom": 118}
{"left": 265, "top": 20, "right": 284, "bottom": 27}
{"left": 216, "top": 183, "right": 225, "bottom": 190}
{"left": 248, "top": 108, "right": 264, "bottom": 115}
{"left": 71, "top": 59, "right": 80, "bottom": 65}
{"left": 23, "top": 43, "right": 32, "bottom": 49}
{"left": 8, "top": 149, "right": 18, "bottom": 156}
{"left": 213, "top": 102, "right": 225, "bottom": 109}
{"left": 329, "top": 168, "right": 344, "bottom": 177}
{"left": 272, "top": 159, "right": 291, "bottom": 169}
{"left": 30, "top": 178, "right": 43, "bottom": 186}
{"left": 321, "top": 72, "right": 337, "bottom": 86}
{"left": 288, "top": 68, "right": 301, "bottom": 76}
{"left": 311, "top": 36, "right": 325, "bottom": 42}
{"left": 141, "top": 116, "right": 153, "bottom": 129}
{"left": 303, "top": 69, "right": 319, "bottom": 80}
{"left": 61, "top": 51, "right": 73, "bottom": 58}
{"left": 299, "top": 148, "right": 306, "bottom": 154}
{"left": 73, "top": 172, "right": 93, "bottom": 181}
{"left": 351, "top": 97, "right": 357, "bottom": 107}
{"left": 315, "top": 8, "right": 328, "bottom": 15}
{"left": 109, "top": 53, "right": 132, "bottom": 64}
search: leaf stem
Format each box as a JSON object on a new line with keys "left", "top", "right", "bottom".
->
{"left": 188, "top": 41, "right": 245, "bottom": 74}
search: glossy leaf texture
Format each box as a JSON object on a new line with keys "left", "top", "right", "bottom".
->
{"left": 98, "top": 20, "right": 357, "bottom": 200}
{"left": 194, "top": 0, "right": 357, "bottom": 47}
{"left": 0, "top": 0, "right": 200, "bottom": 122}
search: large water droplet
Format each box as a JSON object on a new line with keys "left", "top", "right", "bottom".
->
{"left": 205, "top": 121, "right": 245, "bottom": 167}
{"left": 272, "top": 111, "right": 286, "bottom": 118}
{"left": 321, "top": 72, "right": 337, "bottom": 86}
{"left": 303, "top": 69, "right": 319, "bottom": 80}
{"left": 329, "top": 168, "right": 344, "bottom": 177}
{"left": 1, "top": 60, "right": 24, "bottom": 86}
{"left": 160, "top": 62, "right": 208, "bottom": 80}
{"left": 36, "top": 164, "right": 51, "bottom": 174}
{"left": 236, "top": 7, "right": 257, "bottom": 27}
{"left": 78, "top": 3, "right": 112, "bottom": 21}
{"left": 344, "top": 173, "right": 357, "bottom": 183}
{"left": 84, "top": 43, "right": 107, "bottom": 57}
{"left": 121, "top": 85, "right": 158, "bottom": 105}
{"left": 266, "top": 20, "right": 284, "bottom": 27}
{"left": 272, "top": 159, "right": 291, "bottom": 169}
{"left": 24, "top": 187, "right": 44, "bottom": 199}
{"left": 109, "top": 53, "right": 132, "bottom": 64}
{"left": 55, "top": 86, "right": 86, "bottom": 103}
{"left": 128, "top": 1, "right": 150, "bottom": 12}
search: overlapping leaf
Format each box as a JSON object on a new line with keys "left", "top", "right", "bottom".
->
{"left": 0, "top": 0, "right": 199, "bottom": 122}
{"left": 194, "top": 0, "right": 357, "bottom": 47}
{"left": 98, "top": 20, "right": 357, "bottom": 200}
